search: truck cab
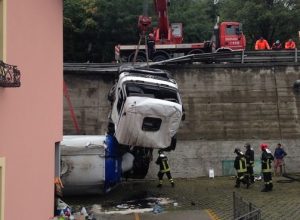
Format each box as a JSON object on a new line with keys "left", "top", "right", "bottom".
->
{"left": 109, "top": 66, "right": 183, "bottom": 149}
{"left": 214, "top": 21, "right": 246, "bottom": 52}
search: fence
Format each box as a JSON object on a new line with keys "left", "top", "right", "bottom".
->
{"left": 64, "top": 49, "right": 300, "bottom": 73}
{"left": 233, "top": 192, "right": 261, "bottom": 220}
{"left": 175, "top": 49, "right": 299, "bottom": 64}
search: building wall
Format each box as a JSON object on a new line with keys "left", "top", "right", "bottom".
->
{"left": 0, "top": 158, "right": 5, "bottom": 220}
{"left": 0, "top": 0, "right": 62, "bottom": 219}
{"left": 64, "top": 63, "right": 300, "bottom": 177}
{"left": 0, "top": 0, "right": 3, "bottom": 60}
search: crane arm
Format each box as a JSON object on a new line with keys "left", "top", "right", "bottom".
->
{"left": 153, "top": 0, "right": 170, "bottom": 41}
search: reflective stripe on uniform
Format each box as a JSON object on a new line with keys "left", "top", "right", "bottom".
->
{"left": 262, "top": 159, "right": 272, "bottom": 172}
{"left": 237, "top": 158, "right": 247, "bottom": 173}
{"left": 161, "top": 160, "right": 170, "bottom": 172}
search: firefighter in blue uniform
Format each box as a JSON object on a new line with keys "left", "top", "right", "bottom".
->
{"left": 260, "top": 143, "right": 274, "bottom": 192}
{"left": 244, "top": 143, "right": 255, "bottom": 184}
{"left": 234, "top": 148, "right": 249, "bottom": 188}
{"left": 156, "top": 150, "right": 174, "bottom": 187}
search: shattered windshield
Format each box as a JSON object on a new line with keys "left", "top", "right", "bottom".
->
{"left": 125, "top": 82, "right": 180, "bottom": 103}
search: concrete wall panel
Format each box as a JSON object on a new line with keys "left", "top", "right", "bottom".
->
{"left": 64, "top": 64, "right": 300, "bottom": 177}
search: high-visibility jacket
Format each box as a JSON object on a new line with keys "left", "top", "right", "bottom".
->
{"left": 234, "top": 155, "right": 247, "bottom": 173}
{"left": 156, "top": 154, "right": 170, "bottom": 172}
{"left": 285, "top": 41, "right": 296, "bottom": 49}
{"left": 261, "top": 150, "right": 274, "bottom": 172}
{"left": 255, "top": 39, "right": 270, "bottom": 50}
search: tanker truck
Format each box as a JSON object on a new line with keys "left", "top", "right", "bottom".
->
{"left": 60, "top": 65, "right": 184, "bottom": 194}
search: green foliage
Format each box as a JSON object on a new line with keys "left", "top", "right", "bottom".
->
{"left": 64, "top": 0, "right": 300, "bottom": 62}
{"left": 168, "top": 0, "right": 216, "bottom": 42}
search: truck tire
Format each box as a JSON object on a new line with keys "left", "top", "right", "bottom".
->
{"left": 128, "top": 52, "right": 147, "bottom": 62}
{"left": 216, "top": 48, "right": 232, "bottom": 53}
{"left": 188, "top": 49, "right": 204, "bottom": 55}
{"left": 152, "top": 51, "right": 170, "bottom": 62}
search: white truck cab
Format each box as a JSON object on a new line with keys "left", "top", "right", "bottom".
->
{"left": 108, "top": 66, "right": 183, "bottom": 150}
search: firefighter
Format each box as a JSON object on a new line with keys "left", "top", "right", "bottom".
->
{"left": 260, "top": 143, "right": 274, "bottom": 192}
{"left": 244, "top": 143, "right": 255, "bottom": 184}
{"left": 284, "top": 38, "right": 296, "bottom": 49}
{"left": 156, "top": 150, "right": 174, "bottom": 188}
{"left": 234, "top": 148, "right": 249, "bottom": 188}
{"left": 255, "top": 37, "right": 270, "bottom": 50}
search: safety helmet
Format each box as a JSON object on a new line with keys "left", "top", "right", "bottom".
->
{"left": 260, "top": 143, "right": 268, "bottom": 150}
{"left": 234, "top": 148, "right": 241, "bottom": 154}
{"left": 244, "top": 143, "right": 251, "bottom": 148}
{"left": 149, "top": 33, "right": 154, "bottom": 40}
{"left": 275, "top": 40, "right": 280, "bottom": 44}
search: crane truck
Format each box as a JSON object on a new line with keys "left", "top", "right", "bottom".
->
{"left": 115, "top": 0, "right": 246, "bottom": 62}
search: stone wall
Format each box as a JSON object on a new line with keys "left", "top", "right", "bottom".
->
{"left": 64, "top": 63, "right": 300, "bottom": 177}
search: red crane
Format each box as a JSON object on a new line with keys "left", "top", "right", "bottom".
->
{"left": 152, "top": 0, "right": 183, "bottom": 44}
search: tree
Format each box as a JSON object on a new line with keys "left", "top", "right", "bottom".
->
{"left": 168, "top": 0, "right": 216, "bottom": 42}
{"left": 64, "top": 0, "right": 143, "bottom": 62}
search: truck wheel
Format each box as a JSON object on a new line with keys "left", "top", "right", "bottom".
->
{"left": 216, "top": 48, "right": 232, "bottom": 53}
{"left": 188, "top": 49, "right": 204, "bottom": 55}
{"left": 153, "top": 54, "right": 169, "bottom": 62}
{"left": 128, "top": 52, "right": 147, "bottom": 62}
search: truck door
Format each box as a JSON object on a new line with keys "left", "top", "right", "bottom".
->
{"left": 219, "top": 22, "right": 245, "bottom": 51}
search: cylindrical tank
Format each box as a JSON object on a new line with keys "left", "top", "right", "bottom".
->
{"left": 60, "top": 135, "right": 126, "bottom": 195}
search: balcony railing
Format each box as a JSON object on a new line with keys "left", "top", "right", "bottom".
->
{"left": 0, "top": 60, "right": 21, "bottom": 87}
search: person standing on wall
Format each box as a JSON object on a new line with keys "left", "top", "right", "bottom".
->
{"left": 271, "top": 40, "right": 282, "bottom": 50}
{"left": 284, "top": 38, "right": 296, "bottom": 49}
{"left": 156, "top": 150, "right": 175, "bottom": 188}
{"left": 274, "top": 143, "right": 287, "bottom": 176}
{"left": 255, "top": 37, "right": 270, "bottom": 50}
{"left": 260, "top": 143, "right": 274, "bottom": 192}
{"left": 234, "top": 148, "right": 249, "bottom": 188}
{"left": 244, "top": 143, "right": 255, "bottom": 184}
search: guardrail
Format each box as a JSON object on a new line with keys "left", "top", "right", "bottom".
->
{"left": 166, "top": 49, "right": 299, "bottom": 65}
{"left": 64, "top": 62, "right": 119, "bottom": 73}
{"left": 64, "top": 50, "right": 300, "bottom": 73}
{"left": 233, "top": 192, "right": 261, "bottom": 220}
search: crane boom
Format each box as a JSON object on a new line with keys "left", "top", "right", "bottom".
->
{"left": 153, "top": 0, "right": 170, "bottom": 41}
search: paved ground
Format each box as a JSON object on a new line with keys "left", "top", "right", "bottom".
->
{"left": 92, "top": 210, "right": 213, "bottom": 220}
{"left": 64, "top": 175, "right": 300, "bottom": 220}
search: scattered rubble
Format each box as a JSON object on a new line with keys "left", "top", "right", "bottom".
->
{"left": 50, "top": 196, "right": 177, "bottom": 219}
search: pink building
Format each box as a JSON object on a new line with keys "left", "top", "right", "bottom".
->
{"left": 0, "top": 1, "right": 63, "bottom": 219}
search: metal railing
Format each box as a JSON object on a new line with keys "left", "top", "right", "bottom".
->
{"left": 174, "top": 49, "right": 299, "bottom": 65}
{"left": 0, "top": 60, "right": 21, "bottom": 87}
{"left": 233, "top": 192, "right": 261, "bottom": 220}
{"left": 63, "top": 49, "right": 300, "bottom": 73}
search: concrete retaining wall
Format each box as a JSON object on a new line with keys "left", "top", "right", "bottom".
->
{"left": 64, "top": 63, "right": 300, "bottom": 177}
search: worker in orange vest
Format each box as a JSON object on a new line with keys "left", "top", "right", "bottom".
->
{"left": 255, "top": 37, "right": 270, "bottom": 50}
{"left": 284, "top": 38, "right": 296, "bottom": 49}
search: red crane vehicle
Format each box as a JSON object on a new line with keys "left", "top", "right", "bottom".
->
{"left": 115, "top": 0, "right": 246, "bottom": 63}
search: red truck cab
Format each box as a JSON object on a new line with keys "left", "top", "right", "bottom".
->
{"left": 215, "top": 21, "right": 246, "bottom": 52}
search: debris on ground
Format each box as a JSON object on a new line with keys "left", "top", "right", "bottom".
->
{"left": 50, "top": 196, "right": 177, "bottom": 219}
{"left": 152, "top": 203, "right": 164, "bottom": 214}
